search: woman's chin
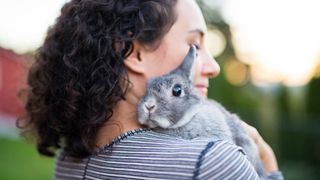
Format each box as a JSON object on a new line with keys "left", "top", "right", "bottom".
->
{"left": 195, "top": 87, "right": 208, "bottom": 98}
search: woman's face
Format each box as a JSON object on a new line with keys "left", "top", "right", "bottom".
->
{"left": 142, "top": 0, "right": 220, "bottom": 97}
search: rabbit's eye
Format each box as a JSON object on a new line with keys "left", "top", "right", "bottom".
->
{"left": 172, "top": 84, "right": 182, "bottom": 97}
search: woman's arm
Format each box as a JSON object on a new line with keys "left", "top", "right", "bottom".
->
{"left": 242, "top": 122, "right": 284, "bottom": 179}
{"left": 242, "top": 122, "right": 279, "bottom": 172}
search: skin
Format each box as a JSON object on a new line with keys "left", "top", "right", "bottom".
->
{"left": 96, "top": 0, "right": 279, "bottom": 173}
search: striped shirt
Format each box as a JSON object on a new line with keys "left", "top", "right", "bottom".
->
{"left": 54, "top": 128, "right": 283, "bottom": 180}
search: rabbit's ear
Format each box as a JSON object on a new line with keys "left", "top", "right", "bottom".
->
{"left": 170, "top": 45, "right": 197, "bottom": 81}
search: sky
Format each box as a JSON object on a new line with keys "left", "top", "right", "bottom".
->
{"left": 1, "top": 0, "right": 320, "bottom": 86}
{"left": 222, "top": 0, "right": 320, "bottom": 86}
{"left": 0, "top": 0, "right": 68, "bottom": 53}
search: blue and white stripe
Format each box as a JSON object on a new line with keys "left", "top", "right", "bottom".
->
{"left": 54, "top": 128, "right": 282, "bottom": 180}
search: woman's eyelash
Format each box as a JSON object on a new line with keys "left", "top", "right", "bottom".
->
{"left": 193, "top": 43, "right": 200, "bottom": 50}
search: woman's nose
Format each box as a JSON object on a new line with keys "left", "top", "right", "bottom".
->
{"left": 200, "top": 51, "right": 220, "bottom": 78}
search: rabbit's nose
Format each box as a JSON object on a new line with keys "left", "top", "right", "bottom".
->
{"left": 145, "top": 104, "right": 156, "bottom": 112}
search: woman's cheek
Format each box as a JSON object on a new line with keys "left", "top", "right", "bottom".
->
{"left": 193, "top": 59, "right": 203, "bottom": 79}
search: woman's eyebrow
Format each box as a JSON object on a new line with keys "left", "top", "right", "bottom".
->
{"left": 188, "top": 28, "right": 204, "bottom": 37}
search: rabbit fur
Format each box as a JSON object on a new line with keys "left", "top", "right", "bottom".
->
{"left": 137, "top": 45, "right": 266, "bottom": 177}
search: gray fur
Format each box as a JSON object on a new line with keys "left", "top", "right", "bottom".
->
{"left": 137, "top": 45, "right": 266, "bottom": 178}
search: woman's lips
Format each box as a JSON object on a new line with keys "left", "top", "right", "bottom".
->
{"left": 195, "top": 84, "right": 208, "bottom": 96}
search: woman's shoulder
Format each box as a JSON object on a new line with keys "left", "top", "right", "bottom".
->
{"left": 55, "top": 129, "right": 260, "bottom": 179}
{"left": 102, "top": 129, "right": 257, "bottom": 166}
{"left": 136, "top": 130, "right": 260, "bottom": 179}
{"left": 98, "top": 128, "right": 249, "bottom": 157}
{"left": 101, "top": 128, "right": 222, "bottom": 152}
{"left": 97, "top": 129, "right": 260, "bottom": 179}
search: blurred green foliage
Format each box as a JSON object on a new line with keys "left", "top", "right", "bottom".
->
{"left": 0, "top": 138, "right": 54, "bottom": 179}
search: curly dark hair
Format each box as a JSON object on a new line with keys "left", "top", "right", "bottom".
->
{"left": 17, "top": 0, "right": 177, "bottom": 158}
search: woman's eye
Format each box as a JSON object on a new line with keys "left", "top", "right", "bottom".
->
{"left": 172, "top": 84, "right": 182, "bottom": 97}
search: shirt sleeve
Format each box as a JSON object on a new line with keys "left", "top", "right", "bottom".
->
{"left": 265, "top": 171, "right": 284, "bottom": 180}
{"left": 194, "top": 140, "right": 260, "bottom": 180}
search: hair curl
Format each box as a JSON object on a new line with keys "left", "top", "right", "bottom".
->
{"left": 18, "top": 0, "right": 177, "bottom": 158}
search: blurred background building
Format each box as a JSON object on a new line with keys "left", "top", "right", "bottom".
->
{"left": 0, "top": 48, "right": 26, "bottom": 137}
{"left": 0, "top": 0, "right": 319, "bottom": 179}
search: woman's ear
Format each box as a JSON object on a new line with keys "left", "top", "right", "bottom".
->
{"left": 124, "top": 42, "right": 146, "bottom": 74}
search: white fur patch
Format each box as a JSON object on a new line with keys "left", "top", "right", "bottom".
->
{"left": 155, "top": 117, "right": 172, "bottom": 128}
{"left": 138, "top": 117, "right": 146, "bottom": 124}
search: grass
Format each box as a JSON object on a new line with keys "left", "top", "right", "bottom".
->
{"left": 0, "top": 137, "right": 54, "bottom": 180}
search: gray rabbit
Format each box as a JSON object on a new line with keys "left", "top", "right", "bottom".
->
{"left": 137, "top": 45, "right": 267, "bottom": 178}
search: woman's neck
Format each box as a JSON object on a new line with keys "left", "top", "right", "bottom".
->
{"left": 95, "top": 92, "right": 145, "bottom": 148}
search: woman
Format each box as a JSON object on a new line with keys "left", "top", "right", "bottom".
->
{"left": 19, "top": 0, "right": 283, "bottom": 179}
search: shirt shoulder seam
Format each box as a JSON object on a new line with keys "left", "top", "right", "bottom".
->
{"left": 193, "top": 141, "right": 215, "bottom": 179}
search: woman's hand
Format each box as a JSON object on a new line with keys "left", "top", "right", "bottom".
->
{"left": 242, "top": 121, "right": 279, "bottom": 173}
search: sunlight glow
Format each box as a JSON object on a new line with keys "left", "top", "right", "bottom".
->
{"left": 223, "top": 0, "right": 320, "bottom": 86}
{"left": 206, "top": 28, "right": 226, "bottom": 57}
{"left": 224, "top": 59, "right": 248, "bottom": 86}
{"left": 0, "top": 0, "right": 68, "bottom": 53}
